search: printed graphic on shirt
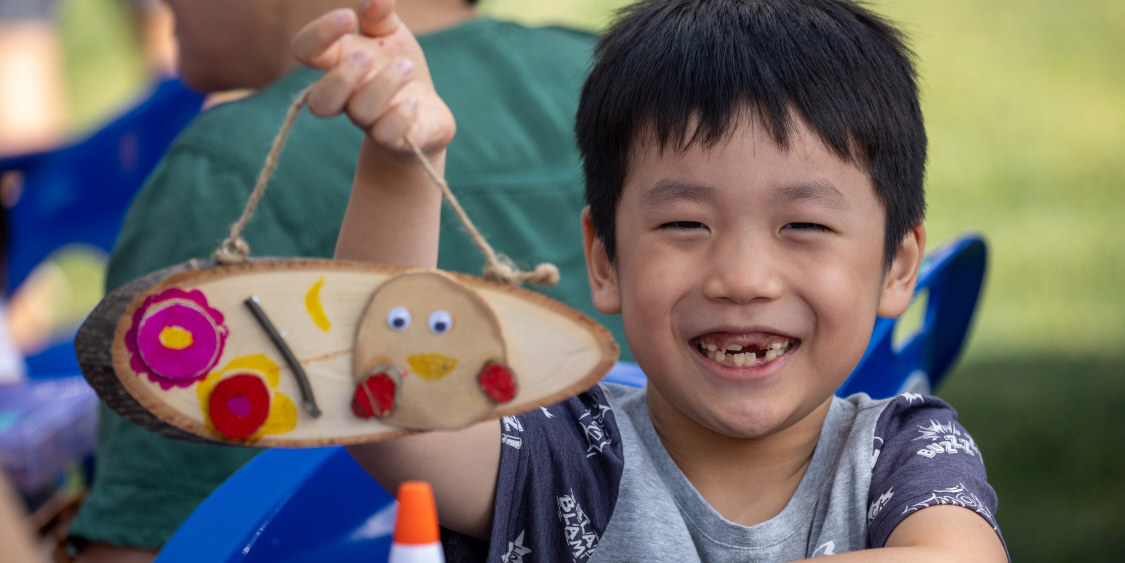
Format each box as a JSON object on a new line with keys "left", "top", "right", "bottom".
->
{"left": 872, "top": 393, "right": 920, "bottom": 468}
{"left": 912, "top": 420, "right": 979, "bottom": 459}
{"left": 502, "top": 415, "right": 524, "bottom": 449}
{"left": 812, "top": 541, "right": 837, "bottom": 557}
{"left": 902, "top": 483, "right": 997, "bottom": 530}
{"left": 577, "top": 396, "right": 613, "bottom": 458}
{"left": 501, "top": 530, "right": 533, "bottom": 562}
{"left": 868, "top": 487, "right": 894, "bottom": 523}
{"left": 541, "top": 406, "right": 556, "bottom": 418}
{"left": 867, "top": 394, "right": 1001, "bottom": 550}
{"left": 558, "top": 491, "right": 599, "bottom": 561}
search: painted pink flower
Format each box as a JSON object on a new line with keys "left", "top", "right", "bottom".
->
{"left": 126, "top": 288, "right": 228, "bottom": 390}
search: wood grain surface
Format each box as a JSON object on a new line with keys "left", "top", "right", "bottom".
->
{"left": 76, "top": 258, "right": 619, "bottom": 447}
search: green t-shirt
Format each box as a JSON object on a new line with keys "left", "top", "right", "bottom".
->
{"left": 69, "top": 17, "right": 626, "bottom": 549}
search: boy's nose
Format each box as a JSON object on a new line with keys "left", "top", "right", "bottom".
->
{"left": 701, "top": 236, "right": 784, "bottom": 304}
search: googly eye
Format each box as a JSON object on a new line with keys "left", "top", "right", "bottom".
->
{"left": 428, "top": 310, "right": 452, "bottom": 334}
{"left": 386, "top": 306, "right": 411, "bottom": 331}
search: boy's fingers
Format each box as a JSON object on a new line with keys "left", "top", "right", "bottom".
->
{"left": 345, "top": 58, "right": 415, "bottom": 127}
{"left": 357, "top": 0, "right": 402, "bottom": 38}
{"left": 368, "top": 97, "right": 418, "bottom": 150}
{"left": 292, "top": 8, "right": 357, "bottom": 69}
{"left": 306, "top": 49, "right": 379, "bottom": 118}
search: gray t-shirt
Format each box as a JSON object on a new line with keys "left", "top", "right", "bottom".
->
{"left": 469, "top": 383, "right": 1003, "bottom": 562}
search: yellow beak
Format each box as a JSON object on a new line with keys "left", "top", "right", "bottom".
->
{"left": 407, "top": 353, "right": 460, "bottom": 381}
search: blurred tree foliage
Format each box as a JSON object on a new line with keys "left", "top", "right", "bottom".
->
{"left": 58, "top": 0, "right": 146, "bottom": 133}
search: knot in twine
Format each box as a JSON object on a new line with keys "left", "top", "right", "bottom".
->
{"left": 213, "top": 238, "right": 251, "bottom": 264}
{"left": 211, "top": 86, "right": 559, "bottom": 288}
{"left": 483, "top": 256, "right": 560, "bottom": 286}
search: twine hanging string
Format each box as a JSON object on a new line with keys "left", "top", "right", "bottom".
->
{"left": 213, "top": 86, "right": 559, "bottom": 287}
{"left": 212, "top": 87, "right": 311, "bottom": 265}
{"left": 401, "top": 137, "right": 559, "bottom": 286}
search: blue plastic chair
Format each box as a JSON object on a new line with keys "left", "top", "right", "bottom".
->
{"left": 838, "top": 234, "right": 987, "bottom": 399}
{"left": 0, "top": 79, "right": 204, "bottom": 377}
{"left": 159, "top": 234, "right": 987, "bottom": 563}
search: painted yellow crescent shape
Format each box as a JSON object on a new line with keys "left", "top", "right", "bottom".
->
{"left": 305, "top": 276, "right": 331, "bottom": 333}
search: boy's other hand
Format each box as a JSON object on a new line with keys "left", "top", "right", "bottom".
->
{"left": 293, "top": 0, "right": 455, "bottom": 162}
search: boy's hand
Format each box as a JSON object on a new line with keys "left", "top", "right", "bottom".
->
{"left": 293, "top": 0, "right": 455, "bottom": 162}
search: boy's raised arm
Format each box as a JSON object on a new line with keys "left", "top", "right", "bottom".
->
{"left": 294, "top": 0, "right": 455, "bottom": 268}
{"left": 291, "top": 0, "right": 501, "bottom": 540}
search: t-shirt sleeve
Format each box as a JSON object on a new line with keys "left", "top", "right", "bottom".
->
{"left": 486, "top": 384, "right": 624, "bottom": 563}
{"left": 866, "top": 394, "right": 1005, "bottom": 552}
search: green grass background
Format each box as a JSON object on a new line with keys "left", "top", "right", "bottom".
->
{"left": 55, "top": 0, "right": 1124, "bottom": 560}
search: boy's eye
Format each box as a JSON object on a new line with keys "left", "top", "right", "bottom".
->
{"left": 784, "top": 222, "right": 830, "bottom": 232}
{"left": 662, "top": 221, "right": 706, "bottom": 230}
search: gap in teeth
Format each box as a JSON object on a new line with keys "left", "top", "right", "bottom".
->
{"left": 697, "top": 338, "right": 793, "bottom": 366}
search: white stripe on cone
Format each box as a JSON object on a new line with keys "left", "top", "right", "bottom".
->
{"left": 389, "top": 541, "right": 445, "bottom": 563}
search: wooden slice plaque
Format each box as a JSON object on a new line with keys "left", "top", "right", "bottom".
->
{"left": 76, "top": 258, "right": 618, "bottom": 447}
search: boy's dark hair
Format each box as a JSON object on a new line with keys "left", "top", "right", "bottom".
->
{"left": 577, "top": 0, "right": 926, "bottom": 267}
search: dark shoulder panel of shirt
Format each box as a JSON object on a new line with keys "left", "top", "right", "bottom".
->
{"left": 475, "top": 384, "right": 624, "bottom": 562}
{"left": 866, "top": 393, "right": 1006, "bottom": 557}
{"left": 441, "top": 526, "right": 489, "bottom": 563}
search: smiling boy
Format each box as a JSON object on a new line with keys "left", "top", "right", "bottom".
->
{"left": 296, "top": 0, "right": 1007, "bottom": 560}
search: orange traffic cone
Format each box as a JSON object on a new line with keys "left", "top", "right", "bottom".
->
{"left": 389, "top": 481, "right": 445, "bottom": 563}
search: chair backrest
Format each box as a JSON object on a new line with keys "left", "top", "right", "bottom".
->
{"left": 0, "top": 79, "right": 203, "bottom": 377}
{"left": 837, "top": 233, "right": 987, "bottom": 398}
{"left": 159, "top": 234, "right": 987, "bottom": 563}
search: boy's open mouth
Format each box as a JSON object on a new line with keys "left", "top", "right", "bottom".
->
{"left": 692, "top": 334, "right": 797, "bottom": 368}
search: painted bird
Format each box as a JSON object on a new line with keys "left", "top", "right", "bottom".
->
{"left": 351, "top": 272, "right": 518, "bottom": 430}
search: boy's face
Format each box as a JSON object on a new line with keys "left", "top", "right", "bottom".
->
{"left": 584, "top": 113, "right": 924, "bottom": 440}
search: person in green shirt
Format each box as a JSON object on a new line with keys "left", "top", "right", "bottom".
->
{"left": 68, "top": 1, "right": 628, "bottom": 561}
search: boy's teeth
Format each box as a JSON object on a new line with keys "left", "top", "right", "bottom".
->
{"left": 700, "top": 337, "right": 793, "bottom": 366}
{"left": 698, "top": 338, "right": 791, "bottom": 354}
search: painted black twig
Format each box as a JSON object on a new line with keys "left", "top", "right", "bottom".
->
{"left": 244, "top": 295, "right": 322, "bottom": 418}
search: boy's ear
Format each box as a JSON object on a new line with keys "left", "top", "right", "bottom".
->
{"left": 581, "top": 207, "right": 622, "bottom": 315}
{"left": 877, "top": 224, "right": 926, "bottom": 318}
